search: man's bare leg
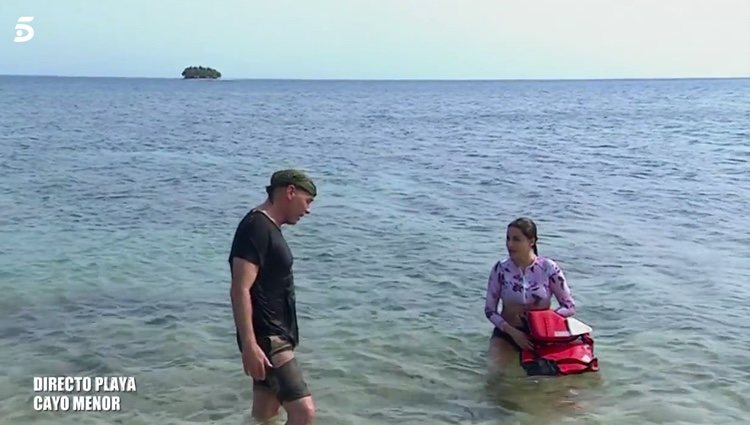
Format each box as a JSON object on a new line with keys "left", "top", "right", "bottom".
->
{"left": 269, "top": 351, "right": 315, "bottom": 425}
{"left": 282, "top": 396, "right": 315, "bottom": 425}
{"left": 251, "top": 386, "right": 281, "bottom": 423}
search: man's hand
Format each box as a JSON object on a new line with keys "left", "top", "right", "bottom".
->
{"left": 242, "top": 342, "right": 273, "bottom": 380}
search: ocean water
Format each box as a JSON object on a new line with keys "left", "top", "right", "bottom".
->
{"left": 1, "top": 76, "right": 749, "bottom": 425}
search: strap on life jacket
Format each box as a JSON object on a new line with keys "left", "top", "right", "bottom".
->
{"left": 519, "top": 310, "right": 599, "bottom": 376}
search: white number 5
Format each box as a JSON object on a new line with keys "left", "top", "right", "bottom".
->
{"left": 14, "top": 16, "right": 35, "bottom": 43}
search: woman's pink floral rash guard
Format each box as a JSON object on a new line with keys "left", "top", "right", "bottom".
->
{"left": 484, "top": 256, "right": 576, "bottom": 330}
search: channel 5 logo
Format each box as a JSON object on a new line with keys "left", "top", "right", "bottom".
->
{"left": 14, "top": 16, "right": 35, "bottom": 43}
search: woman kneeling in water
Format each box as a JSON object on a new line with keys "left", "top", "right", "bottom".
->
{"left": 484, "top": 217, "right": 576, "bottom": 369}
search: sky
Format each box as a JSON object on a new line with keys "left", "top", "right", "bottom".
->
{"left": 0, "top": 0, "right": 748, "bottom": 80}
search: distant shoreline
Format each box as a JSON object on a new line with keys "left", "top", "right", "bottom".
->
{"left": 1, "top": 73, "right": 748, "bottom": 82}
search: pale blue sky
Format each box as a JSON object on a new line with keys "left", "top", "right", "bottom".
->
{"left": 1, "top": 0, "right": 749, "bottom": 79}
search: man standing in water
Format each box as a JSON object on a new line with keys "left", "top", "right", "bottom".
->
{"left": 229, "top": 169, "right": 317, "bottom": 425}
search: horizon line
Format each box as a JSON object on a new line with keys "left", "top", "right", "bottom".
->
{"left": 1, "top": 73, "right": 749, "bottom": 82}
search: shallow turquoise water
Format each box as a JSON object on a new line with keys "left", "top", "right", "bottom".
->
{"left": 1, "top": 76, "right": 749, "bottom": 424}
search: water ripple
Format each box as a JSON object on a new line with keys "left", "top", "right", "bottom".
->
{"left": 1, "top": 76, "right": 749, "bottom": 425}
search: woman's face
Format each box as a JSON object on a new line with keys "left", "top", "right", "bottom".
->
{"left": 506, "top": 225, "right": 534, "bottom": 259}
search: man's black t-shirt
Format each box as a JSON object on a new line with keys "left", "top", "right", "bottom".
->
{"left": 229, "top": 209, "right": 299, "bottom": 348}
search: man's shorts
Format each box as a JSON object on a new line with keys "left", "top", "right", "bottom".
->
{"left": 236, "top": 332, "right": 311, "bottom": 403}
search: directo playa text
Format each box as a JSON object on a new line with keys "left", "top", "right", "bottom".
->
{"left": 33, "top": 376, "right": 136, "bottom": 412}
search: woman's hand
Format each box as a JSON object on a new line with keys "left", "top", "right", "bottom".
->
{"left": 509, "top": 327, "right": 534, "bottom": 351}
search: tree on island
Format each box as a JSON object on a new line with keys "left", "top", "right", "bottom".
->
{"left": 181, "top": 66, "right": 221, "bottom": 79}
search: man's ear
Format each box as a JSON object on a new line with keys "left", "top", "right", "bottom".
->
{"left": 285, "top": 185, "right": 295, "bottom": 200}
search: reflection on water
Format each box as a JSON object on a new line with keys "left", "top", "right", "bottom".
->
{"left": 482, "top": 346, "right": 605, "bottom": 425}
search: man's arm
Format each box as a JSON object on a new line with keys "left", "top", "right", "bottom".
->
{"left": 228, "top": 215, "right": 269, "bottom": 348}
{"left": 230, "top": 257, "right": 259, "bottom": 348}
{"left": 228, "top": 214, "right": 273, "bottom": 378}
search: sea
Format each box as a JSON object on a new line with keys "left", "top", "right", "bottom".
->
{"left": 1, "top": 76, "right": 748, "bottom": 425}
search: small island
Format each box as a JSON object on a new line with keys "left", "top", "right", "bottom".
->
{"left": 181, "top": 66, "right": 221, "bottom": 79}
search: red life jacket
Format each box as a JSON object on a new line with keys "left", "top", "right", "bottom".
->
{"left": 519, "top": 309, "right": 599, "bottom": 376}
